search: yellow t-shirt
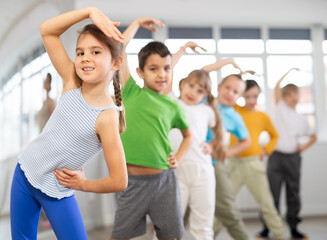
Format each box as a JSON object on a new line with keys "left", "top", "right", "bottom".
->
{"left": 229, "top": 105, "right": 278, "bottom": 157}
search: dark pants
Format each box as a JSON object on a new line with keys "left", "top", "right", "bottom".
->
{"left": 266, "top": 151, "right": 302, "bottom": 229}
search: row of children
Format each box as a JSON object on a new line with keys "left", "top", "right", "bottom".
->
{"left": 10, "top": 7, "right": 316, "bottom": 240}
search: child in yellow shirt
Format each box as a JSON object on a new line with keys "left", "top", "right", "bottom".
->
{"left": 229, "top": 80, "right": 285, "bottom": 240}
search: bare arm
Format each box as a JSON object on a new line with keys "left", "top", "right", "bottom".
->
{"left": 168, "top": 128, "right": 192, "bottom": 168}
{"left": 40, "top": 7, "right": 124, "bottom": 93}
{"left": 263, "top": 115, "right": 279, "bottom": 155}
{"left": 297, "top": 133, "right": 317, "bottom": 153}
{"left": 121, "top": 17, "right": 165, "bottom": 88}
{"left": 55, "top": 109, "right": 128, "bottom": 193}
{"left": 226, "top": 136, "right": 251, "bottom": 158}
{"left": 274, "top": 68, "right": 299, "bottom": 104}
{"left": 201, "top": 59, "right": 241, "bottom": 73}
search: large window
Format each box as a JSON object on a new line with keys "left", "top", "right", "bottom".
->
{"left": 265, "top": 28, "right": 315, "bottom": 127}
{"left": 323, "top": 31, "right": 327, "bottom": 109}
{"left": 266, "top": 40, "right": 312, "bottom": 54}
{"left": 1, "top": 26, "right": 325, "bottom": 162}
{"left": 2, "top": 83, "right": 21, "bottom": 161}
{"left": 218, "top": 27, "right": 264, "bottom": 54}
{"left": 0, "top": 52, "right": 57, "bottom": 162}
{"left": 324, "top": 54, "right": 327, "bottom": 108}
{"left": 218, "top": 39, "right": 264, "bottom": 54}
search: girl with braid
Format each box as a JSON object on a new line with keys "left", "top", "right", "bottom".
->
{"left": 10, "top": 7, "right": 128, "bottom": 240}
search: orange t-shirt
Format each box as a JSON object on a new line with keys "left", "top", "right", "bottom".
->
{"left": 229, "top": 105, "right": 278, "bottom": 157}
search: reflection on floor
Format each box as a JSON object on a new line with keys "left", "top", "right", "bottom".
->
{"left": 2, "top": 215, "right": 327, "bottom": 239}
{"left": 40, "top": 215, "right": 327, "bottom": 240}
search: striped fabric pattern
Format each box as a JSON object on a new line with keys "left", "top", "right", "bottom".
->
{"left": 19, "top": 88, "right": 120, "bottom": 199}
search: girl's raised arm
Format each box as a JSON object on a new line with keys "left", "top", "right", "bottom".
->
{"left": 201, "top": 58, "right": 241, "bottom": 73}
{"left": 40, "top": 7, "right": 124, "bottom": 92}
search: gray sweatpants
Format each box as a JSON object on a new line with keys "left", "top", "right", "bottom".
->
{"left": 111, "top": 169, "right": 184, "bottom": 240}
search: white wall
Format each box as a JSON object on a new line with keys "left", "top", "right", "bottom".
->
{"left": 76, "top": 0, "right": 327, "bottom": 26}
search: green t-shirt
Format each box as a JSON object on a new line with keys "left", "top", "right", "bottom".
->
{"left": 121, "top": 76, "right": 189, "bottom": 170}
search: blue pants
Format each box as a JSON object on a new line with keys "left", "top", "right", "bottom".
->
{"left": 10, "top": 164, "right": 88, "bottom": 240}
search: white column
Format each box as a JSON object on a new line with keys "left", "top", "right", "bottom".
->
{"left": 311, "top": 24, "right": 327, "bottom": 141}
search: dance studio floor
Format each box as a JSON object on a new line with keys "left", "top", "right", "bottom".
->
{"left": 34, "top": 215, "right": 327, "bottom": 240}
{"left": 1, "top": 214, "right": 326, "bottom": 239}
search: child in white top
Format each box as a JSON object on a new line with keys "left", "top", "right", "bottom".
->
{"left": 257, "top": 68, "right": 317, "bottom": 239}
{"left": 166, "top": 42, "right": 225, "bottom": 240}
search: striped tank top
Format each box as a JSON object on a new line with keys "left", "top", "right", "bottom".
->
{"left": 19, "top": 88, "right": 121, "bottom": 199}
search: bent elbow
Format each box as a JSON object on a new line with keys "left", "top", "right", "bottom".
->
{"left": 120, "top": 178, "right": 128, "bottom": 191}
{"left": 312, "top": 133, "right": 317, "bottom": 143}
{"left": 115, "top": 176, "right": 128, "bottom": 192}
{"left": 115, "top": 184, "right": 127, "bottom": 193}
{"left": 243, "top": 137, "right": 251, "bottom": 150}
{"left": 39, "top": 23, "right": 47, "bottom": 37}
{"left": 246, "top": 139, "right": 251, "bottom": 149}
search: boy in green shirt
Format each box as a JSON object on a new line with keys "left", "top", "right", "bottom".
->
{"left": 110, "top": 17, "right": 192, "bottom": 240}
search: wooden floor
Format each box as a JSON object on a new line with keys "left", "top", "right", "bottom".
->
{"left": 37, "top": 215, "right": 327, "bottom": 240}
{"left": 1, "top": 214, "right": 326, "bottom": 239}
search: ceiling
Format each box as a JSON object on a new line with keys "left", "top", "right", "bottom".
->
{"left": 0, "top": 0, "right": 41, "bottom": 47}
{"left": 1, "top": 0, "right": 327, "bottom": 44}
{"left": 77, "top": 0, "right": 327, "bottom": 27}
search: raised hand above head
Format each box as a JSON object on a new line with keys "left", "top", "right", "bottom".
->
{"left": 289, "top": 67, "right": 300, "bottom": 72}
{"left": 89, "top": 7, "right": 125, "bottom": 43}
{"left": 136, "top": 17, "right": 165, "bottom": 31}
{"left": 182, "top": 41, "right": 207, "bottom": 54}
{"left": 123, "top": 17, "right": 165, "bottom": 48}
{"left": 171, "top": 41, "right": 206, "bottom": 70}
{"left": 201, "top": 58, "right": 242, "bottom": 73}
{"left": 241, "top": 70, "right": 256, "bottom": 75}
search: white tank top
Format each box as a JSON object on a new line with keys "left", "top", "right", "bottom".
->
{"left": 19, "top": 88, "right": 121, "bottom": 199}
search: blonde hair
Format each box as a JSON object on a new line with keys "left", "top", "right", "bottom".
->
{"left": 220, "top": 74, "right": 243, "bottom": 85}
{"left": 78, "top": 24, "right": 126, "bottom": 133}
{"left": 182, "top": 70, "right": 225, "bottom": 160}
{"left": 282, "top": 83, "right": 299, "bottom": 97}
